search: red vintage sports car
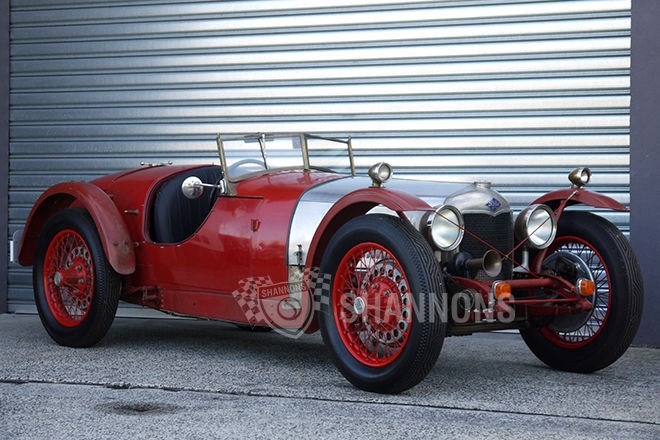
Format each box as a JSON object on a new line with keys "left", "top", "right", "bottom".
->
{"left": 13, "top": 133, "right": 643, "bottom": 394}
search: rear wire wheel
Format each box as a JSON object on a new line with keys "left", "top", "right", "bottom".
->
{"left": 319, "top": 214, "right": 446, "bottom": 394}
{"left": 33, "top": 208, "right": 121, "bottom": 347}
{"left": 43, "top": 229, "right": 95, "bottom": 327}
{"left": 520, "top": 211, "right": 643, "bottom": 372}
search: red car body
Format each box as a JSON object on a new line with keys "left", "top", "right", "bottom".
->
{"left": 14, "top": 133, "right": 643, "bottom": 394}
{"left": 20, "top": 165, "right": 339, "bottom": 322}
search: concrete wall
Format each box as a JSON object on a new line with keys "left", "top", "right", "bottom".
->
{"left": 1, "top": 0, "right": 9, "bottom": 314}
{"left": 631, "top": 0, "right": 660, "bottom": 347}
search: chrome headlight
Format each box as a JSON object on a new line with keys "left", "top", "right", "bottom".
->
{"left": 368, "top": 162, "right": 393, "bottom": 187}
{"left": 568, "top": 167, "right": 591, "bottom": 188}
{"left": 426, "top": 206, "right": 464, "bottom": 251}
{"left": 515, "top": 204, "right": 557, "bottom": 249}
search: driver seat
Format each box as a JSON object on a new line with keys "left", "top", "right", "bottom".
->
{"left": 150, "top": 166, "right": 223, "bottom": 243}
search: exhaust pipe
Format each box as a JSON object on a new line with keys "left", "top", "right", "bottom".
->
{"left": 450, "top": 250, "right": 503, "bottom": 278}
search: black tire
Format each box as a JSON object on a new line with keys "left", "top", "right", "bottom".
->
{"left": 33, "top": 208, "right": 121, "bottom": 347}
{"left": 319, "top": 214, "right": 445, "bottom": 394}
{"left": 520, "top": 211, "right": 643, "bottom": 372}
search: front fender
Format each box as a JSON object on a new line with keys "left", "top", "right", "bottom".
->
{"left": 18, "top": 182, "right": 136, "bottom": 274}
{"left": 305, "top": 187, "right": 431, "bottom": 268}
{"left": 329, "top": 187, "right": 432, "bottom": 214}
{"left": 532, "top": 188, "right": 628, "bottom": 212}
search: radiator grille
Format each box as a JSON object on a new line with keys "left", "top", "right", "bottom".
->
{"left": 461, "top": 213, "right": 513, "bottom": 281}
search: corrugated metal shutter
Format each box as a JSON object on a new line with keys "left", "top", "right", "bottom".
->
{"left": 8, "top": 0, "right": 631, "bottom": 312}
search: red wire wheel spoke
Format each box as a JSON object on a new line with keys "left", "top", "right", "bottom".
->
{"left": 43, "top": 229, "right": 95, "bottom": 327}
{"left": 333, "top": 242, "right": 413, "bottom": 367}
{"left": 540, "top": 236, "right": 611, "bottom": 349}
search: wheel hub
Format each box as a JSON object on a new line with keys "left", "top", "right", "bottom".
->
{"left": 53, "top": 271, "right": 63, "bottom": 287}
{"left": 543, "top": 250, "right": 596, "bottom": 333}
{"left": 353, "top": 297, "right": 366, "bottom": 315}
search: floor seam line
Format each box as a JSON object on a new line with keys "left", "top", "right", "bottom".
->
{"left": 2, "top": 377, "right": 658, "bottom": 427}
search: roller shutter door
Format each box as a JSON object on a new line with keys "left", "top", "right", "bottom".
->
{"left": 8, "top": 0, "right": 631, "bottom": 312}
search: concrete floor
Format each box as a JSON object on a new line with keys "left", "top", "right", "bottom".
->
{"left": 0, "top": 313, "right": 658, "bottom": 439}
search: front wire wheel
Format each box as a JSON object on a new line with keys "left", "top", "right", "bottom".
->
{"left": 34, "top": 208, "right": 121, "bottom": 347}
{"left": 521, "top": 211, "right": 643, "bottom": 372}
{"left": 540, "top": 236, "right": 610, "bottom": 348}
{"left": 319, "top": 214, "right": 446, "bottom": 394}
{"left": 333, "top": 242, "right": 413, "bottom": 368}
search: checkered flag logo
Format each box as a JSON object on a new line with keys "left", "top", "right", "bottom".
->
{"left": 231, "top": 268, "right": 333, "bottom": 338}
{"left": 231, "top": 275, "right": 273, "bottom": 325}
{"left": 311, "top": 268, "right": 333, "bottom": 310}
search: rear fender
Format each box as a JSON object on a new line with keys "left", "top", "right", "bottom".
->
{"left": 532, "top": 188, "right": 628, "bottom": 213}
{"left": 18, "top": 182, "right": 136, "bottom": 274}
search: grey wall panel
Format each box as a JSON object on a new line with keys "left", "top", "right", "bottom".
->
{"left": 8, "top": 0, "right": 632, "bottom": 310}
{"left": 630, "top": 0, "right": 660, "bottom": 347}
{"left": 1, "top": 0, "right": 9, "bottom": 313}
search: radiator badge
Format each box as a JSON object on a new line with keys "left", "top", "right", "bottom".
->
{"left": 486, "top": 198, "right": 502, "bottom": 212}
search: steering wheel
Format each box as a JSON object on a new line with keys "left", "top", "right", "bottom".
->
{"left": 227, "top": 158, "right": 267, "bottom": 178}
